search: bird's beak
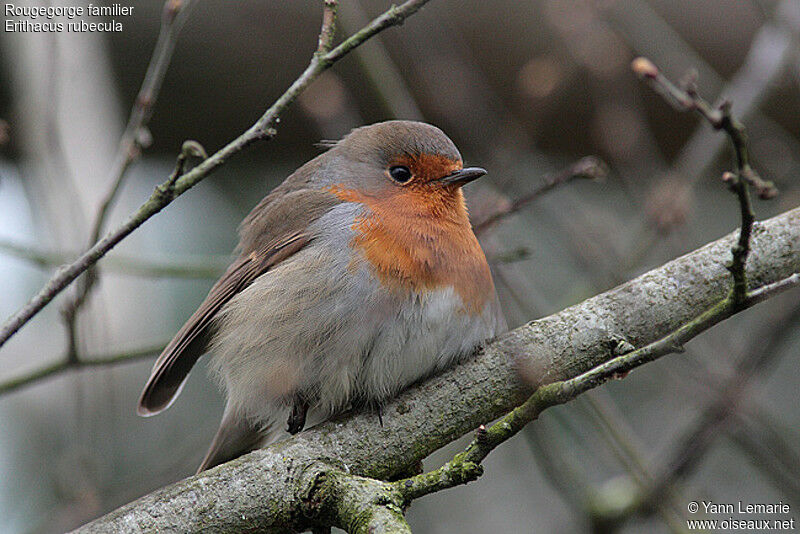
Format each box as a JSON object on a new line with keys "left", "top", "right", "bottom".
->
{"left": 437, "top": 167, "right": 487, "bottom": 187}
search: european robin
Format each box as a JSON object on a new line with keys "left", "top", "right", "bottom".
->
{"left": 138, "top": 120, "right": 506, "bottom": 472}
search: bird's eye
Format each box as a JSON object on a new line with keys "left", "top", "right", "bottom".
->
{"left": 388, "top": 165, "right": 413, "bottom": 183}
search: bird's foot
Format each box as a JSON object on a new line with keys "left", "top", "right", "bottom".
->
{"left": 287, "top": 397, "right": 308, "bottom": 434}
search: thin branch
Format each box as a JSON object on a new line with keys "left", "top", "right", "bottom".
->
{"left": 580, "top": 394, "right": 688, "bottom": 533}
{"left": 724, "top": 170, "right": 755, "bottom": 304}
{"left": 69, "top": 0, "right": 197, "bottom": 305}
{"left": 69, "top": 206, "right": 800, "bottom": 533}
{"left": 631, "top": 57, "right": 777, "bottom": 200}
{"left": 0, "top": 344, "right": 161, "bottom": 396}
{"left": 616, "top": 303, "right": 800, "bottom": 520}
{"left": 613, "top": 5, "right": 797, "bottom": 272}
{"left": 158, "top": 140, "right": 209, "bottom": 200}
{"left": 631, "top": 57, "right": 781, "bottom": 309}
{"left": 0, "top": 0, "right": 434, "bottom": 350}
{"left": 395, "top": 272, "right": 799, "bottom": 504}
{"left": 56, "top": 0, "right": 194, "bottom": 364}
{"left": 317, "top": 0, "right": 339, "bottom": 53}
{"left": 0, "top": 239, "right": 229, "bottom": 279}
{"left": 90, "top": 0, "right": 196, "bottom": 245}
{"left": 569, "top": 59, "right": 794, "bottom": 527}
{"left": 728, "top": 419, "right": 800, "bottom": 505}
{"left": 473, "top": 156, "right": 608, "bottom": 235}
{"left": 61, "top": 141, "right": 208, "bottom": 361}
{"left": 393, "top": 62, "right": 793, "bottom": 508}
{"left": 603, "top": 0, "right": 798, "bottom": 192}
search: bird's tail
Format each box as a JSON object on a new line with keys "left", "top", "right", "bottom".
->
{"left": 197, "top": 405, "right": 270, "bottom": 473}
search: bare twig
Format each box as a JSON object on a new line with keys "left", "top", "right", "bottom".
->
{"left": 395, "top": 271, "right": 799, "bottom": 504}
{"left": 163, "top": 139, "right": 208, "bottom": 191}
{"left": 608, "top": 0, "right": 797, "bottom": 191}
{"left": 474, "top": 156, "right": 607, "bottom": 235}
{"left": 611, "top": 4, "right": 796, "bottom": 272}
{"left": 631, "top": 57, "right": 780, "bottom": 306}
{"left": 0, "top": 343, "right": 162, "bottom": 396}
{"left": 60, "top": 141, "right": 208, "bottom": 360}
{"left": 58, "top": 0, "right": 195, "bottom": 362}
{"left": 618, "top": 303, "right": 800, "bottom": 519}
{"left": 0, "top": 0, "right": 434, "bottom": 350}
{"left": 395, "top": 62, "right": 796, "bottom": 507}
{"left": 68, "top": 206, "right": 800, "bottom": 533}
{"left": 555, "top": 57, "right": 795, "bottom": 530}
{"left": 89, "top": 0, "right": 196, "bottom": 245}
{"left": 317, "top": 0, "right": 339, "bottom": 53}
{"left": 0, "top": 240, "right": 228, "bottom": 279}
{"left": 580, "top": 394, "right": 688, "bottom": 533}
{"left": 728, "top": 421, "right": 800, "bottom": 505}
{"left": 75, "top": 0, "right": 196, "bottom": 294}
{"left": 631, "top": 57, "right": 777, "bottom": 200}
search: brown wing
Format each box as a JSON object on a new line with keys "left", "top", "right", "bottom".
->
{"left": 137, "top": 183, "right": 341, "bottom": 416}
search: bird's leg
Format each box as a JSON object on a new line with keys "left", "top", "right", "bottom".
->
{"left": 286, "top": 396, "right": 309, "bottom": 435}
{"left": 351, "top": 394, "right": 385, "bottom": 426}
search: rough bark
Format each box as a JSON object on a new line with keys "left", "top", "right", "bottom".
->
{"left": 74, "top": 207, "right": 800, "bottom": 533}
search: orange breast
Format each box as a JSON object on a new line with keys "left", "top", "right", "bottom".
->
{"left": 330, "top": 184, "right": 494, "bottom": 315}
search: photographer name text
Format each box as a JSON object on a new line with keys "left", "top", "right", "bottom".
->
{"left": 702, "top": 501, "right": 791, "bottom": 515}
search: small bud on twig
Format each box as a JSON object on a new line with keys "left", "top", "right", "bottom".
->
{"left": 181, "top": 139, "right": 208, "bottom": 160}
{"left": 136, "top": 127, "right": 153, "bottom": 150}
{"left": 721, "top": 171, "right": 738, "bottom": 189}
{"left": 631, "top": 57, "right": 658, "bottom": 79}
{"left": 164, "top": 0, "right": 183, "bottom": 22}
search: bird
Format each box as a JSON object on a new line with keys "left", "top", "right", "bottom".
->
{"left": 137, "top": 120, "right": 506, "bottom": 472}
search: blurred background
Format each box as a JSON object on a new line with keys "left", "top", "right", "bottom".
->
{"left": 0, "top": 0, "right": 799, "bottom": 532}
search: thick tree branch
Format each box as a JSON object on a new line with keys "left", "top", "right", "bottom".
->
{"left": 0, "top": 0, "right": 434, "bottom": 350}
{"left": 397, "top": 275, "right": 798, "bottom": 503}
{"left": 603, "top": 303, "right": 800, "bottom": 526}
{"left": 74, "top": 206, "right": 800, "bottom": 533}
{"left": 303, "top": 463, "right": 411, "bottom": 533}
